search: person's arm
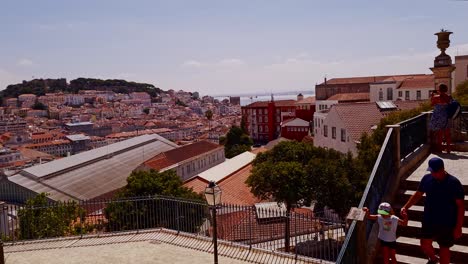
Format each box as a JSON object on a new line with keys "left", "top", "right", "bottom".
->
{"left": 401, "top": 191, "right": 424, "bottom": 215}
{"left": 398, "top": 211, "right": 408, "bottom": 226}
{"left": 362, "top": 207, "right": 378, "bottom": 221}
{"left": 454, "top": 199, "right": 464, "bottom": 239}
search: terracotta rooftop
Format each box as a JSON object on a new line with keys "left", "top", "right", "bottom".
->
{"left": 398, "top": 75, "right": 434, "bottom": 89}
{"left": 144, "top": 140, "right": 222, "bottom": 170}
{"left": 327, "top": 92, "right": 370, "bottom": 102}
{"left": 295, "top": 96, "right": 316, "bottom": 105}
{"left": 332, "top": 101, "right": 424, "bottom": 142}
{"left": 319, "top": 74, "right": 428, "bottom": 85}
{"left": 243, "top": 100, "right": 296, "bottom": 108}
{"left": 183, "top": 157, "right": 262, "bottom": 205}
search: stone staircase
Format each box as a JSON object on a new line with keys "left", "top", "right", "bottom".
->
{"left": 392, "top": 153, "right": 468, "bottom": 264}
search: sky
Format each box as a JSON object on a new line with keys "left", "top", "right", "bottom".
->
{"left": 1, "top": 0, "right": 468, "bottom": 96}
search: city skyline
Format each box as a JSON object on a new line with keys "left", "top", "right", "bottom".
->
{"left": 1, "top": 0, "right": 468, "bottom": 95}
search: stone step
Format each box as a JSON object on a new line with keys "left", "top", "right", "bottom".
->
{"left": 393, "top": 205, "right": 468, "bottom": 227}
{"left": 398, "top": 220, "right": 468, "bottom": 244}
{"left": 396, "top": 236, "right": 468, "bottom": 264}
{"left": 404, "top": 179, "right": 468, "bottom": 193}
{"left": 396, "top": 190, "right": 468, "bottom": 208}
{"left": 396, "top": 254, "right": 432, "bottom": 264}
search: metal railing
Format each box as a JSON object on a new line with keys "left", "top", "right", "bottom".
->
{"left": 1, "top": 195, "right": 345, "bottom": 263}
{"left": 399, "top": 113, "right": 427, "bottom": 160}
{"left": 336, "top": 127, "right": 397, "bottom": 264}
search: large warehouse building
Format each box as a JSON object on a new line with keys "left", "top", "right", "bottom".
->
{"left": 0, "top": 134, "right": 178, "bottom": 203}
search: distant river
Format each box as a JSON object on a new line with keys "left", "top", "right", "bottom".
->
{"left": 215, "top": 92, "right": 315, "bottom": 106}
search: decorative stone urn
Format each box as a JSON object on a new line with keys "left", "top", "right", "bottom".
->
{"left": 435, "top": 30, "right": 452, "bottom": 53}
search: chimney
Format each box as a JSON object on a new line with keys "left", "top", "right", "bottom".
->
{"left": 324, "top": 77, "right": 327, "bottom": 85}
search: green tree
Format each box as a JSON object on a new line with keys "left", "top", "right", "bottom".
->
{"left": 247, "top": 161, "right": 309, "bottom": 251}
{"left": 453, "top": 80, "right": 468, "bottom": 106}
{"left": 222, "top": 125, "right": 253, "bottom": 158}
{"left": 105, "top": 170, "right": 205, "bottom": 232}
{"left": 32, "top": 101, "right": 47, "bottom": 110}
{"left": 17, "top": 193, "right": 86, "bottom": 239}
{"left": 143, "top": 108, "right": 150, "bottom": 115}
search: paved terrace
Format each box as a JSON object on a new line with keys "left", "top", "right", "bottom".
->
{"left": 4, "top": 229, "right": 331, "bottom": 264}
{"left": 406, "top": 151, "right": 468, "bottom": 185}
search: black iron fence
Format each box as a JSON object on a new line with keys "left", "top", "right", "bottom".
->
{"left": 336, "top": 127, "right": 397, "bottom": 263}
{"left": 1, "top": 196, "right": 345, "bottom": 263}
{"left": 399, "top": 113, "right": 428, "bottom": 160}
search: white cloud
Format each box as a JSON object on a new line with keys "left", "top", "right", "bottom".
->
{"left": 182, "top": 60, "right": 203, "bottom": 68}
{"left": 17, "top": 59, "right": 33, "bottom": 66}
{"left": 218, "top": 58, "right": 245, "bottom": 67}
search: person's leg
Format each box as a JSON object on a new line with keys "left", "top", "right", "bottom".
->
{"left": 420, "top": 239, "right": 438, "bottom": 261}
{"left": 389, "top": 248, "right": 397, "bottom": 264}
{"left": 444, "top": 128, "right": 451, "bottom": 153}
{"left": 382, "top": 246, "right": 390, "bottom": 264}
{"left": 439, "top": 247, "right": 450, "bottom": 264}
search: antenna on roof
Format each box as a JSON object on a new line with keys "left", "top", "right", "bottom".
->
{"left": 271, "top": 93, "right": 274, "bottom": 102}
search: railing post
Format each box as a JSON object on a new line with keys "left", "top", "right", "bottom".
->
{"left": 386, "top": 125, "right": 400, "bottom": 169}
{"left": 0, "top": 239, "right": 4, "bottom": 264}
{"left": 346, "top": 207, "right": 367, "bottom": 264}
{"left": 423, "top": 111, "right": 433, "bottom": 147}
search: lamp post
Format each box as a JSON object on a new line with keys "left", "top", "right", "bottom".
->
{"left": 204, "top": 181, "right": 222, "bottom": 264}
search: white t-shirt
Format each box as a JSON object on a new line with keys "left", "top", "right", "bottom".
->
{"left": 377, "top": 215, "right": 399, "bottom": 242}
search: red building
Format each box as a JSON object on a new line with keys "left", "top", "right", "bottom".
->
{"left": 242, "top": 95, "right": 315, "bottom": 143}
{"left": 280, "top": 118, "right": 310, "bottom": 141}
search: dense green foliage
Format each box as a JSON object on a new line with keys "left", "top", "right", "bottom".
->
{"left": 32, "top": 102, "right": 47, "bottom": 110}
{"left": 220, "top": 125, "right": 253, "bottom": 158}
{"left": 104, "top": 170, "right": 205, "bottom": 232}
{"left": 453, "top": 80, "right": 468, "bottom": 106}
{"left": 175, "top": 99, "right": 188, "bottom": 107}
{"left": 1, "top": 78, "right": 162, "bottom": 100}
{"left": 18, "top": 193, "right": 86, "bottom": 240}
{"left": 247, "top": 141, "right": 367, "bottom": 217}
{"left": 357, "top": 102, "right": 431, "bottom": 172}
{"left": 2, "top": 79, "right": 67, "bottom": 97}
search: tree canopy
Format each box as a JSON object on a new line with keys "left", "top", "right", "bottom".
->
{"left": 454, "top": 80, "right": 468, "bottom": 106}
{"left": 104, "top": 169, "right": 205, "bottom": 233}
{"left": 247, "top": 141, "right": 365, "bottom": 217}
{"left": 221, "top": 125, "right": 253, "bottom": 158}
{"left": 17, "top": 193, "right": 86, "bottom": 240}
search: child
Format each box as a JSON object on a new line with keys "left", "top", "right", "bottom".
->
{"left": 363, "top": 202, "right": 408, "bottom": 264}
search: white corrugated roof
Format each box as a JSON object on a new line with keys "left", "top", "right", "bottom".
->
{"left": 197, "top": 151, "right": 256, "bottom": 183}
{"left": 21, "top": 134, "right": 178, "bottom": 178}
{"left": 9, "top": 134, "right": 178, "bottom": 201}
{"left": 65, "top": 122, "right": 94, "bottom": 126}
{"left": 66, "top": 134, "right": 91, "bottom": 141}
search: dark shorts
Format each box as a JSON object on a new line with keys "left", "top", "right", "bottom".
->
{"left": 421, "top": 224, "right": 455, "bottom": 248}
{"left": 379, "top": 239, "right": 397, "bottom": 249}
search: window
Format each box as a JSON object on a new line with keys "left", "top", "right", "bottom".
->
{"left": 387, "top": 87, "right": 393, "bottom": 100}
{"left": 398, "top": 91, "right": 402, "bottom": 97}
{"left": 332, "top": 127, "right": 336, "bottom": 139}
{"left": 379, "top": 89, "right": 383, "bottom": 101}
{"left": 264, "top": 109, "right": 267, "bottom": 114}
{"left": 265, "top": 116, "right": 268, "bottom": 123}
{"left": 405, "top": 91, "right": 410, "bottom": 100}
{"left": 323, "top": 125, "right": 328, "bottom": 137}
{"left": 265, "top": 126, "right": 269, "bottom": 133}
{"left": 341, "top": 129, "right": 346, "bottom": 142}
{"left": 416, "top": 90, "right": 421, "bottom": 100}
{"left": 259, "top": 126, "right": 263, "bottom": 132}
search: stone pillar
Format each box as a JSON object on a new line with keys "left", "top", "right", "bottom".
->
{"left": 430, "top": 30, "right": 456, "bottom": 94}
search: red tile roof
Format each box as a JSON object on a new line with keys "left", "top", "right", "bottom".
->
{"left": 327, "top": 92, "right": 370, "bottom": 102}
{"left": 320, "top": 74, "right": 428, "bottom": 85}
{"left": 144, "top": 140, "right": 222, "bottom": 170}
{"left": 398, "top": 75, "right": 434, "bottom": 89}
{"left": 183, "top": 163, "right": 262, "bottom": 206}
{"left": 216, "top": 207, "right": 320, "bottom": 243}
{"left": 295, "top": 96, "right": 316, "bottom": 105}
{"left": 243, "top": 100, "right": 296, "bottom": 108}
{"left": 332, "top": 101, "right": 424, "bottom": 141}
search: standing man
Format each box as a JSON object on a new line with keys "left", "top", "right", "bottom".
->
{"left": 401, "top": 157, "right": 464, "bottom": 264}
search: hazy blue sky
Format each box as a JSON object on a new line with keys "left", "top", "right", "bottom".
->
{"left": 1, "top": 0, "right": 467, "bottom": 96}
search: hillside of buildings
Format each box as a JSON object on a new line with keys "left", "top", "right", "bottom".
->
{"left": 0, "top": 78, "right": 163, "bottom": 100}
